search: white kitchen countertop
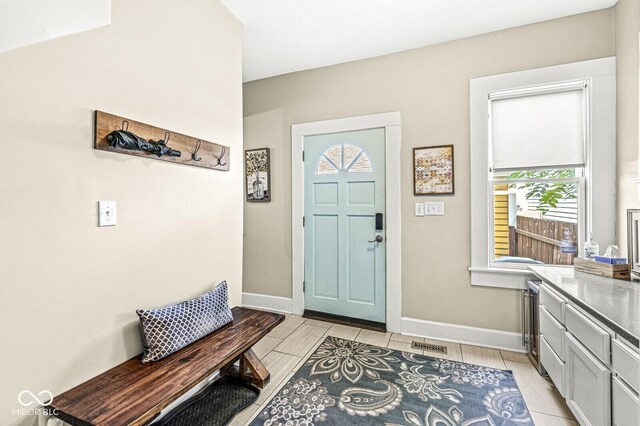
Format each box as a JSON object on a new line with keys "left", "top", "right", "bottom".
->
{"left": 529, "top": 265, "right": 639, "bottom": 348}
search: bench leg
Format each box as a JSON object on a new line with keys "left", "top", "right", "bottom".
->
{"left": 220, "top": 349, "right": 270, "bottom": 389}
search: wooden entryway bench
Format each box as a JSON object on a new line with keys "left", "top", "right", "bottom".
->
{"left": 49, "top": 307, "right": 284, "bottom": 426}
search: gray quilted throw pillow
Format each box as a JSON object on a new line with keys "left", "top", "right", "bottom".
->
{"left": 136, "top": 281, "right": 233, "bottom": 363}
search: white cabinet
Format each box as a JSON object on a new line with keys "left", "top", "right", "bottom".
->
{"left": 564, "top": 332, "right": 611, "bottom": 426}
{"left": 611, "top": 338, "right": 639, "bottom": 393}
{"left": 540, "top": 284, "right": 566, "bottom": 323}
{"left": 612, "top": 377, "right": 639, "bottom": 426}
{"left": 565, "top": 304, "right": 611, "bottom": 364}
{"left": 540, "top": 305, "right": 565, "bottom": 359}
{"left": 540, "top": 335, "right": 565, "bottom": 396}
{"left": 611, "top": 337, "right": 640, "bottom": 426}
{"left": 538, "top": 283, "right": 639, "bottom": 426}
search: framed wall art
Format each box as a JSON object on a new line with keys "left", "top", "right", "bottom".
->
{"left": 413, "top": 144, "right": 454, "bottom": 195}
{"left": 245, "top": 148, "right": 271, "bottom": 202}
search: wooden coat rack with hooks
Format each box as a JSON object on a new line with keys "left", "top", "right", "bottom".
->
{"left": 94, "top": 111, "right": 230, "bottom": 171}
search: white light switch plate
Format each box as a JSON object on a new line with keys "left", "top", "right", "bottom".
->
{"left": 415, "top": 202, "right": 425, "bottom": 216}
{"left": 424, "top": 202, "right": 444, "bottom": 216}
{"left": 98, "top": 200, "right": 117, "bottom": 226}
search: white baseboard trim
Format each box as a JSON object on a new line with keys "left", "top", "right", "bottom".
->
{"left": 241, "top": 295, "right": 525, "bottom": 352}
{"left": 242, "top": 292, "right": 293, "bottom": 314}
{"left": 401, "top": 316, "right": 526, "bottom": 353}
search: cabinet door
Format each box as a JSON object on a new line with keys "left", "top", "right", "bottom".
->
{"left": 612, "top": 338, "right": 639, "bottom": 393}
{"left": 540, "top": 305, "right": 565, "bottom": 360}
{"left": 612, "top": 377, "right": 639, "bottom": 426}
{"left": 565, "top": 305, "right": 611, "bottom": 365}
{"left": 540, "top": 284, "right": 566, "bottom": 323}
{"left": 564, "top": 332, "right": 611, "bottom": 426}
{"left": 540, "top": 335, "right": 565, "bottom": 396}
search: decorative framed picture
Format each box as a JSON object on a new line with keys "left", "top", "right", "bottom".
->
{"left": 245, "top": 148, "right": 271, "bottom": 202}
{"left": 413, "top": 145, "right": 454, "bottom": 195}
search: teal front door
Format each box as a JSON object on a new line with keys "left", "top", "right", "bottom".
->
{"left": 304, "top": 128, "right": 386, "bottom": 323}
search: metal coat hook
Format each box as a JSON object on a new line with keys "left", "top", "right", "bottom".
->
{"left": 147, "top": 131, "right": 172, "bottom": 148}
{"left": 159, "top": 131, "right": 171, "bottom": 146}
{"left": 215, "top": 146, "right": 227, "bottom": 166}
{"left": 192, "top": 139, "right": 202, "bottom": 162}
{"left": 121, "top": 120, "right": 129, "bottom": 131}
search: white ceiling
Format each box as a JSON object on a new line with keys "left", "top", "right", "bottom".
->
{"left": 0, "top": 0, "right": 111, "bottom": 54}
{"left": 220, "top": 0, "right": 617, "bottom": 82}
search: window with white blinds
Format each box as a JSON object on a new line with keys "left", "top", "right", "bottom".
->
{"left": 489, "top": 81, "right": 587, "bottom": 171}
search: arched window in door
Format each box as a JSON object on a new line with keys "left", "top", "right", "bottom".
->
{"left": 315, "top": 144, "right": 372, "bottom": 174}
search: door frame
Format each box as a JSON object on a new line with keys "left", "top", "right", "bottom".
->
{"left": 291, "top": 112, "right": 401, "bottom": 332}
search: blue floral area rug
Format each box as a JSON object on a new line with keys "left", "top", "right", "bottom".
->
{"left": 250, "top": 336, "right": 534, "bottom": 425}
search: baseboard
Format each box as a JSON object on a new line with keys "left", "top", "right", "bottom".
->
{"left": 401, "top": 316, "right": 526, "bottom": 353}
{"left": 241, "top": 294, "right": 525, "bottom": 352}
{"left": 242, "top": 292, "right": 293, "bottom": 314}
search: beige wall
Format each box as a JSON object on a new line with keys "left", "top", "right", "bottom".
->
{"left": 0, "top": 1, "right": 243, "bottom": 425}
{"left": 615, "top": 0, "right": 640, "bottom": 257}
{"left": 243, "top": 10, "right": 614, "bottom": 331}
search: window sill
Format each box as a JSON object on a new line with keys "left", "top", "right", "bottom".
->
{"left": 469, "top": 267, "right": 536, "bottom": 290}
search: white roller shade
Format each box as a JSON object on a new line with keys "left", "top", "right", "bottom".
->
{"left": 490, "top": 83, "right": 586, "bottom": 171}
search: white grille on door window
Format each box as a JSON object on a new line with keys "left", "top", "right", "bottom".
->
{"left": 315, "top": 144, "right": 372, "bottom": 174}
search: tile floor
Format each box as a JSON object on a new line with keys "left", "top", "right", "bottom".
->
{"left": 230, "top": 314, "right": 577, "bottom": 425}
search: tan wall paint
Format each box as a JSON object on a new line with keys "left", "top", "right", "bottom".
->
{"left": 244, "top": 109, "right": 290, "bottom": 298}
{"left": 243, "top": 10, "right": 614, "bottom": 331}
{"left": 0, "top": 1, "right": 243, "bottom": 424}
{"left": 615, "top": 0, "right": 640, "bottom": 257}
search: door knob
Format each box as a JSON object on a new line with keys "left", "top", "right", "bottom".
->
{"left": 368, "top": 235, "right": 384, "bottom": 243}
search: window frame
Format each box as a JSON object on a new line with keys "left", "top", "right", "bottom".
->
{"left": 469, "top": 57, "right": 616, "bottom": 290}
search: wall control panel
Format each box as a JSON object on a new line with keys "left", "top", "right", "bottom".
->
{"left": 415, "top": 202, "right": 445, "bottom": 216}
{"left": 424, "top": 202, "right": 444, "bottom": 216}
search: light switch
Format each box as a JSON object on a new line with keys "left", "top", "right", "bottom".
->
{"left": 424, "top": 202, "right": 444, "bottom": 216}
{"left": 415, "top": 202, "right": 425, "bottom": 216}
{"left": 98, "top": 201, "right": 117, "bottom": 226}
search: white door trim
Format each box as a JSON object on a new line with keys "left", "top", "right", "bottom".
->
{"left": 291, "top": 112, "right": 402, "bottom": 332}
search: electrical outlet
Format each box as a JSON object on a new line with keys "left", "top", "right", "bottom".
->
{"left": 415, "top": 202, "right": 425, "bottom": 216}
{"left": 424, "top": 202, "right": 444, "bottom": 216}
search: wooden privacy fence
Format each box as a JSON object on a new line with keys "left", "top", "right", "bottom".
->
{"left": 509, "top": 216, "right": 577, "bottom": 265}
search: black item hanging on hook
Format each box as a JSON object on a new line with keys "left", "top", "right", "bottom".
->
{"left": 106, "top": 123, "right": 181, "bottom": 158}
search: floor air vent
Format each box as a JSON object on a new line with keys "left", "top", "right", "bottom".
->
{"left": 411, "top": 341, "right": 447, "bottom": 354}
